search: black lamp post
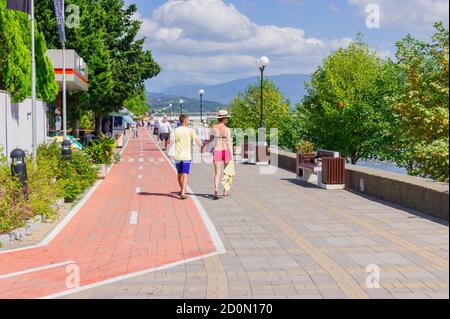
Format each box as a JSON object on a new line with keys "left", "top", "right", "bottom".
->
{"left": 10, "top": 148, "right": 28, "bottom": 194}
{"left": 257, "top": 56, "right": 270, "bottom": 128}
{"left": 62, "top": 140, "right": 72, "bottom": 161}
{"left": 198, "top": 89, "right": 205, "bottom": 123}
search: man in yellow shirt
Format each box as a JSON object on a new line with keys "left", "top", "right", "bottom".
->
{"left": 174, "top": 114, "right": 203, "bottom": 200}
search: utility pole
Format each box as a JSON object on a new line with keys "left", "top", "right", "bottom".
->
{"left": 31, "top": 0, "right": 37, "bottom": 159}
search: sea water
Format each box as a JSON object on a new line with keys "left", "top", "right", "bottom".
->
{"left": 356, "top": 160, "right": 407, "bottom": 175}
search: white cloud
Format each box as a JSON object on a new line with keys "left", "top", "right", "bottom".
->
{"left": 347, "top": 0, "right": 449, "bottom": 30}
{"left": 152, "top": 0, "right": 255, "bottom": 42}
{"left": 137, "top": 0, "right": 352, "bottom": 88}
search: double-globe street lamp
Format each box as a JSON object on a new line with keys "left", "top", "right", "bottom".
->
{"left": 198, "top": 89, "right": 205, "bottom": 123}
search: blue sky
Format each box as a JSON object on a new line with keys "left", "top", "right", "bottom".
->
{"left": 123, "top": 0, "right": 449, "bottom": 92}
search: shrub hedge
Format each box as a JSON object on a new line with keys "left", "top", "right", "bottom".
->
{"left": 0, "top": 143, "right": 98, "bottom": 234}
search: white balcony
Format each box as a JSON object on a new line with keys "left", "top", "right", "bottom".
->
{"left": 46, "top": 49, "right": 89, "bottom": 92}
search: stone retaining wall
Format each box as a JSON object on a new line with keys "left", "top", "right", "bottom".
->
{"left": 271, "top": 149, "right": 449, "bottom": 221}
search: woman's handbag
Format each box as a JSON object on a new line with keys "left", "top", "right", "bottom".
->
{"left": 167, "top": 130, "right": 176, "bottom": 158}
{"left": 206, "top": 135, "right": 215, "bottom": 153}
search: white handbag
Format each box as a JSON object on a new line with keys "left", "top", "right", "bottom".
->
{"left": 167, "top": 131, "right": 176, "bottom": 158}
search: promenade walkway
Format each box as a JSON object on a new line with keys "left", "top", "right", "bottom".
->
{"left": 1, "top": 128, "right": 448, "bottom": 299}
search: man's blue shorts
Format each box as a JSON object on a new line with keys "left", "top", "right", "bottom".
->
{"left": 175, "top": 161, "right": 191, "bottom": 175}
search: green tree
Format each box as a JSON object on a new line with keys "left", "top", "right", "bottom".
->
{"left": 35, "top": 30, "right": 59, "bottom": 102}
{"left": 277, "top": 111, "right": 303, "bottom": 151}
{"left": 0, "top": 2, "right": 31, "bottom": 101}
{"left": 123, "top": 88, "right": 149, "bottom": 116}
{"left": 299, "top": 37, "right": 399, "bottom": 164}
{"left": 35, "top": 0, "right": 160, "bottom": 133}
{"left": 392, "top": 23, "right": 449, "bottom": 182}
{"left": 228, "top": 79, "right": 290, "bottom": 135}
{"left": 0, "top": 0, "right": 58, "bottom": 102}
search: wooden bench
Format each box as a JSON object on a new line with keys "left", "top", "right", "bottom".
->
{"left": 297, "top": 150, "right": 346, "bottom": 189}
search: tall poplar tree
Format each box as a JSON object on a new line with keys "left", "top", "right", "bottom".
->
{"left": 0, "top": 0, "right": 58, "bottom": 102}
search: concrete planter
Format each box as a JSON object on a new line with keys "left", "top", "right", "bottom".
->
{"left": 0, "top": 215, "right": 44, "bottom": 247}
{"left": 0, "top": 196, "right": 68, "bottom": 247}
{"left": 97, "top": 164, "right": 112, "bottom": 179}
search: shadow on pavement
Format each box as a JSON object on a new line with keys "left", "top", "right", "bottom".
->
{"left": 187, "top": 193, "right": 215, "bottom": 200}
{"left": 282, "top": 178, "right": 448, "bottom": 226}
{"left": 140, "top": 149, "right": 162, "bottom": 153}
{"left": 281, "top": 178, "right": 322, "bottom": 189}
{"left": 139, "top": 192, "right": 180, "bottom": 200}
{"left": 345, "top": 189, "right": 449, "bottom": 226}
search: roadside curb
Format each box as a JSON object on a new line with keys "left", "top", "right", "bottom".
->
{"left": 0, "top": 198, "right": 65, "bottom": 247}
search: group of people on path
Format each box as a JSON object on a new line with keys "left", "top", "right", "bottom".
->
{"left": 149, "top": 110, "right": 234, "bottom": 201}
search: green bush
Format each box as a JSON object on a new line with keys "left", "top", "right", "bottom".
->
{"left": 1, "top": 142, "right": 99, "bottom": 234}
{"left": 37, "top": 143, "right": 97, "bottom": 202}
{"left": 1, "top": 144, "right": 61, "bottom": 233}
{"left": 58, "top": 149, "right": 97, "bottom": 202}
{"left": 0, "top": 152, "right": 30, "bottom": 233}
{"left": 85, "top": 137, "right": 116, "bottom": 165}
{"left": 296, "top": 140, "right": 315, "bottom": 154}
{"left": 71, "top": 150, "right": 98, "bottom": 191}
{"left": 26, "top": 156, "right": 62, "bottom": 220}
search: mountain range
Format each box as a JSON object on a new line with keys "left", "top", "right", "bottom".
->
{"left": 157, "top": 74, "right": 311, "bottom": 106}
{"left": 145, "top": 92, "right": 224, "bottom": 113}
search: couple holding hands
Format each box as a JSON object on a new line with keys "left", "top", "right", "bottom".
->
{"left": 170, "top": 110, "right": 234, "bottom": 201}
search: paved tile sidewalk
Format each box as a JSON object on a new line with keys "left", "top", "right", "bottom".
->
{"left": 66, "top": 146, "right": 449, "bottom": 299}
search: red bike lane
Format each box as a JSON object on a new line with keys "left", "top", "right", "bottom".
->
{"left": 0, "top": 128, "right": 221, "bottom": 299}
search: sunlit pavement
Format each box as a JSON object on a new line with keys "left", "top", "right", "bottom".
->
{"left": 1, "top": 128, "right": 448, "bottom": 299}
{"left": 65, "top": 130, "right": 448, "bottom": 299}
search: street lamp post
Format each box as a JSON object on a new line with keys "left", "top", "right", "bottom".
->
{"left": 257, "top": 56, "right": 269, "bottom": 128}
{"left": 169, "top": 104, "right": 173, "bottom": 121}
{"left": 179, "top": 99, "right": 184, "bottom": 116}
{"left": 198, "top": 89, "right": 205, "bottom": 124}
{"left": 256, "top": 56, "right": 270, "bottom": 165}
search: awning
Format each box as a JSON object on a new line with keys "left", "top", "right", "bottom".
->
{"left": 110, "top": 112, "right": 128, "bottom": 117}
{"left": 123, "top": 116, "right": 134, "bottom": 124}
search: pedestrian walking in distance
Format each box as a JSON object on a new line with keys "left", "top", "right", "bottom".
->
{"left": 159, "top": 116, "right": 173, "bottom": 151}
{"left": 153, "top": 118, "right": 160, "bottom": 142}
{"left": 131, "top": 121, "right": 138, "bottom": 139}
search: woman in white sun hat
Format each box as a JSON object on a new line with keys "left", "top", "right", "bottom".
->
{"left": 202, "top": 110, "right": 234, "bottom": 200}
